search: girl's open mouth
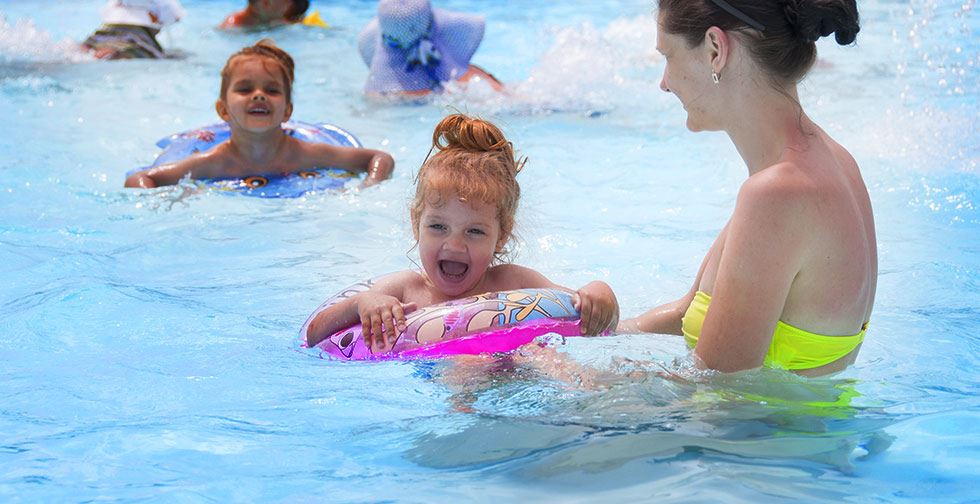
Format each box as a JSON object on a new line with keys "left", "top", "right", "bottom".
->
{"left": 438, "top": 260, "right": 468, "bottom": 280}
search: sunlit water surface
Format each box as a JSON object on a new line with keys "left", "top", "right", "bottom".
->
{"left": 1, "top": 0, "right": 978, "bottom": 501}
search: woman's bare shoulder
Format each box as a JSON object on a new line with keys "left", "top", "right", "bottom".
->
{"left": 738, "top": 162, "right": 825, "bottom": 215}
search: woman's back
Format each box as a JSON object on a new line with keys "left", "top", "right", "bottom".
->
{"left": 695, "top": 124, "right": 876, "bottom": 373}
{"left": 780, "top": 129, "right": 876, "bottom": 336}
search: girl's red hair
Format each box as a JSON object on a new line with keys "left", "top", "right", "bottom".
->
{"left": 411, "top": 114, "right": 526, "bottom": 259}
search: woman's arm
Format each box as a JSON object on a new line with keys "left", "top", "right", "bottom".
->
{"left": 460, "top": 65, "right": 505, "bottom": 92}
{"left": 695, "top": 169, "right": 809, "bottom": 372}
{"left": 618, "top": 229, "right": 722, "bottom": 335}
{"left": 617, "top": 297, "right": 690, "bottom": 335}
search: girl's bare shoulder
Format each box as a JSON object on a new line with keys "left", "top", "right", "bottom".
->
{"left": 486, "top": 263, "right": 556, "bottom": 290}
{"left": 370, "top": 270, "right": 424, "bottom": 291}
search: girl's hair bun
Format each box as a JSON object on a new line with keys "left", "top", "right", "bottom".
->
{"left": 431, "top": 114, "right": 525, "bottom": 175}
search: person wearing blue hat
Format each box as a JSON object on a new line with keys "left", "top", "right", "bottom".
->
{"left": 357, "top": 0, "right": 503, "bottom": 97}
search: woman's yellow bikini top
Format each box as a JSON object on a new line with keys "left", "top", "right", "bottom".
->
{"left": 681, "top": 291, "right": 867, "bottom": 371}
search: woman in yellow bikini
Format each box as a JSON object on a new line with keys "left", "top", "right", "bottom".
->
{"left": 619, "top": 0, "right": 875, "bottom": 377}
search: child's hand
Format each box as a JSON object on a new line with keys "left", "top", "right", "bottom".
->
{"left": 574, "top": 281, "right": 620, "bottom": 336}
{"left": 356, "top": 292, "right": 417, "bottom": 352}
{"left": 359, "top": 152, "right": 395, "bottom": 188}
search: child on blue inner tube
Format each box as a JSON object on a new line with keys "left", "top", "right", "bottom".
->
{"left": 305, "top": 114, "right": 618, "bottom": 353}
{"left": 125, "top": 39, "right": 395, "bottom": 188}
{"left": 218, "top": 0, "right": 316, "bottom": 30}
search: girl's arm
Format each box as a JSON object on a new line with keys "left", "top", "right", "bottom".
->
{"left": 305, "top": 296, "right": 360, "bottom": 347}
{"left": 306, "top": 144, "right": 395, "bottom": 187}
{"left": 123, "top": 152, "right": 221, "bottom": 188}
{"left": 499, "top": 265, "right": 619, "bottom": 336}
{"left": 305, "top": 272, "right": 418, "bottom": 351}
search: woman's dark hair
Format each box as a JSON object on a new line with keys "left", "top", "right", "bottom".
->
{"left": 657, "top": 0, "right": 859, "bottom": 85}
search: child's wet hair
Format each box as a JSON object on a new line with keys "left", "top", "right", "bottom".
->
{"left": 219, "top": 39, "right": 296, "bottom": 103}
{"left": 411, "top": 114, "right": 526, "bottom": 260}
{"left": 248, "top": 0, "right": 310, "bottom": 21}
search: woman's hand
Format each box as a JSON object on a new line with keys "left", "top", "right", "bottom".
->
{"left": 574, "top": 281, "right": 620, "bottom": 336}
{"left": 356, "top": 292, "right": 417, "bottom": 352}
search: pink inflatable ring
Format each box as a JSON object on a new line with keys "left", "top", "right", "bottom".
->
{"left": 300, "top": 279, "right": 583, "bottom": 360}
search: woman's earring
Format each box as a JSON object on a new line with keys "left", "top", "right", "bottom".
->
{"left": 711, "top": 71, "right": 720, "bottom": 84}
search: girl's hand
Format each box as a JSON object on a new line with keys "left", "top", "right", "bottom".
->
{"left": 356, "top": 292, "right": 417, "bottom": 352}
{"left": 574, "top": 281, "right": 620, "bottom": 336}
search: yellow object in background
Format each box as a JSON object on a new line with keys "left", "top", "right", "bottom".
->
{"left": 302, "top": 10, "right": 330, "bottom": 28}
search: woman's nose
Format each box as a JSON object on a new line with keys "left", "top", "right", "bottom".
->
{"left": 660, "top": 76, "right": 670, "bottom": 93}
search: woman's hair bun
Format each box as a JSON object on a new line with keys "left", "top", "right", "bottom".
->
{"left": 783, "top": 0, "right": 860, "bottom": 45}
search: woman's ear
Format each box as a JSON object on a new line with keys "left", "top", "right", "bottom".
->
{"left": 215, "top": 99, "right": 230, "bottom": 121}
{"left": 704, "top": 26, "right": 730, "bottom": 74}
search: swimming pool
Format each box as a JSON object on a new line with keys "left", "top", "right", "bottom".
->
{"left": 1, "top": 0, "right": 977, "bottom": 501}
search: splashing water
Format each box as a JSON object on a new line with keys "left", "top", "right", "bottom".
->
{"left": 435, "top": 17, "right": 661, "bottom": 116}
{"left": 0, "top": 15, "right": 92, "bottom": 64}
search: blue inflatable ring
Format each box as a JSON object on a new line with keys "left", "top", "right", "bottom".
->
{"left": 136, "top": 121, "right": 363, "bottom": 198}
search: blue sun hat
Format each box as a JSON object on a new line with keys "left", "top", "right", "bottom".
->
{"left": 357, "top": 0, "right": 485, "bottom": 94}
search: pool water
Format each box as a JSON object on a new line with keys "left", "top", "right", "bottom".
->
{"left": 1, "top": 0, "right": 978, "bottom": 501}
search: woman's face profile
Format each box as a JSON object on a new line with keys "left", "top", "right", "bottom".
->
{"left": 656, "top": 14, "right": 718, "bottom": 132}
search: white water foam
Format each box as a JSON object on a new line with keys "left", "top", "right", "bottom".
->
{"left": 436, "top": 16, "right": 662, "bottom": 116}
{"left": 0, "top": 15, "right": 92, "bottom": 64}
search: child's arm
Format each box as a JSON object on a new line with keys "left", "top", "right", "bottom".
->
{"left": 304, "top": 144, "right": 395, "bottom": 187}
{"left": 124, "top": 151, "right": 224, "bottom": 188}
{"left": 305, "top": 295, "right": 360, "bottom": 347}
{"left": 495, "top": 265, "right": 620, "bottom": 336}
{"left": 217, "top": 10, "right": 248, "bottom": 30}
{"left": 305, "top": 272, "right": 418, "bottom": 351}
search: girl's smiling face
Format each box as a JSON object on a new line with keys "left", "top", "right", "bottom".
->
{"left": 417, "top": 193, "right": 505, "bottom": 298}
{"left": 217, "top": 56, "right": 292, "bottom": 133}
